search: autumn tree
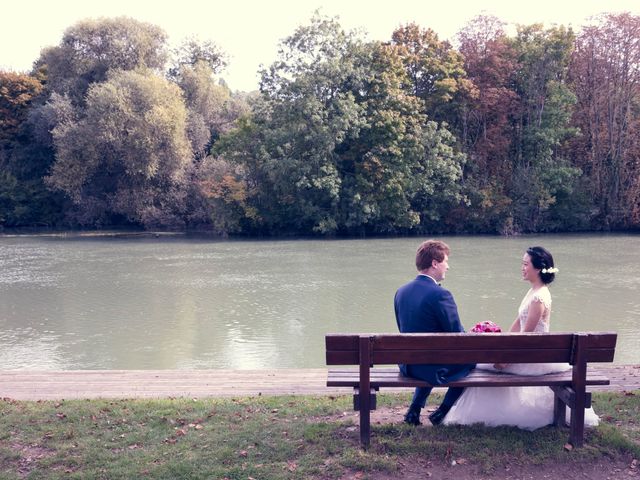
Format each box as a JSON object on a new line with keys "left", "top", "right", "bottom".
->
{"left": 454, "top": 15, "right": 518, "bottom": 232}
{"left": 570, "top": 13, "right": 640, "bottom": 229}
{"left": 0, "top": 71, "right": 66, "bottom": 226}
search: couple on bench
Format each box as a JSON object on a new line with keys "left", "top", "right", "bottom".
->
{"left": 396, "top": 240, "right": 599, "bottom": 429}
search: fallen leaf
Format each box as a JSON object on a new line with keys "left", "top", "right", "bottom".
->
{"left": 238, "top": 450, "right": 248, "bottom": 458}
{"left": 564, "top": 443, "right": 573, "bottom": 451}
{"left": 287, "top": 460, "right": 297, "bottom": 471}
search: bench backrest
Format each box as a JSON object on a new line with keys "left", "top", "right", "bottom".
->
{"left": 325, "top": 332, "right": 617, "bottom": 366}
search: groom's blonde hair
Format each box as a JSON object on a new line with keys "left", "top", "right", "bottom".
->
{"left": 416, "top": 240, "right": 450, "bottom": 272}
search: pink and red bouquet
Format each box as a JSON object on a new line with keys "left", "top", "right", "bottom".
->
{"left": 471, "top": 320, "right": 502, "bottom": 333}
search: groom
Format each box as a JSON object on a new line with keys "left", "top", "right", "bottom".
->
{"left": 394, "top": 239, "right": 475, "bottom": 426}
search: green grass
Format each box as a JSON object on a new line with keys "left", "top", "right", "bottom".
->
{"left": 0, "top": 391, "right": 638, "bottom": 479}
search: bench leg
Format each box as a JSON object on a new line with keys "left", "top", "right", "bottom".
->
{"left": 569, "top": 402, "right": 585, "bottom": 448}
{"left": 360, "top": 400, "right": 370, "bottom": 448}
{"left": 358, "top": 336, "right": 372, "bottom": 448}
{"left": 569, "top": 340, "right": 588, "bottom": 448}
{"left": 553, "top": 393, "right": 567, "bottom": 427}
{"left": 356, "top": 387, "right": 374, "bottom": 448}
{"left": 353, "top": 388, "right": 378, "bottom": 411}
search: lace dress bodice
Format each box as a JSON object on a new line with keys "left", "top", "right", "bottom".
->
{"left": 517, "top": 286, "right": 551, "bottom": 332}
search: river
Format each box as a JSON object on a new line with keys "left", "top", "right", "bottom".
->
{"left": 0, "top": 233, "right": 637, "bottom": 369}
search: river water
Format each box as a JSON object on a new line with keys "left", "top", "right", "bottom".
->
{"left": 0, "top": 233, "right": 637, "bottom": 369}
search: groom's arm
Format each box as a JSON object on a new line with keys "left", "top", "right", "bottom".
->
{"left": 433, "top": 290, "right": 465, "bottom": 333}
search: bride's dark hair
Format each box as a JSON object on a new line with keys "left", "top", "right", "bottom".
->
{"left": 526, "top": 246, "right": 555, "bottom": 284}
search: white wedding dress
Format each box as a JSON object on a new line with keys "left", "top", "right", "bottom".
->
{"left": 443, "top": 286, "right": 599, "bottom": 430}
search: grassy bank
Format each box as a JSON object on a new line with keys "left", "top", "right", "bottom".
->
{"left": 1, "top": 391, "right": 638, "bottom": 479}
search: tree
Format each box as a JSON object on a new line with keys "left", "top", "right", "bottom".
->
{"left": 169, "top": 36, "right": 227, "bottom": 79}
{"left": 338, "top": 42, "right": 465, "bottom": 233}
{"left": 0, "top": 72, "right": 43, "bottom": 143}
{"left": 245, "top": 14, "right": 366, "bottom": 234}
{"left": 45, "top": 69, "right": 192, "bottom": 228}
{"left": 570, "top": 13, "right": 640, "bottom": 229}
{"left": 454, "top": 15, "right": 519, "bottom": 233}
{"left": 35, "top": 17, "right": 168, "bottom": 105}
{"left": 176, "top": 60, "right": 249, "bottom": 160}
{"left": 0, "top": 71, "right": 66, "bottom": 227}
{"left": 508, "top": 24, "right": 582, "bottom": 232}
{"left": 390, "top": 23, "right": 473, "bottom": 124}
{"left": 215, "top": 14, "right": 466, "bottom": 235}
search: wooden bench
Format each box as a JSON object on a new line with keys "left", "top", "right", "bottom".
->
{"left": 326, "top": 332, "right": 617, "bottom": 448}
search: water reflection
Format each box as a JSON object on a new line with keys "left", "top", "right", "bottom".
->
{"left": 0, "top": 234, "right": 638, "bottom": 369}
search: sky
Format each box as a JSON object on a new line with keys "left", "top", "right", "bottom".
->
{"left": 2, "top": 0, "right": 639, "bottom": 92}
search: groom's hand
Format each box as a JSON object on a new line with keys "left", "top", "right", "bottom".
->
{"left": 494, "top": 363, "right": 506, "bottom": 370}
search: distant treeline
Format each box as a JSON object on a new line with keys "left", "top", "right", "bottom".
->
{"left": 1, "top": 13, "right": 639, "bottom": 235}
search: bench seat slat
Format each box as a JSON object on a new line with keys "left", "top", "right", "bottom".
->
{"left": 327, "top": 368, "right": 611, "bottom": 388}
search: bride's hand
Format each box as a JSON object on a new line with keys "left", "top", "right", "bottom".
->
{"left": 494, "top": 363, "right": 507, "bottom": 370}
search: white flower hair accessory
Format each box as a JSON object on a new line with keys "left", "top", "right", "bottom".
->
{"left": 541, "top": 267, "right": 559, "bottom": 274}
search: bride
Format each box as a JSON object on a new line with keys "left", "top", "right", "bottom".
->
{"left": 442, "top": 246, "right": 599, "bottom": 430}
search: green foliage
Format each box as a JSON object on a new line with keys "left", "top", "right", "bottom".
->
{"left": 177, "top": 60, "right": 249, "bottom": 161}
{"left": 169, "top": 36, "right": 228, "bottom": 77}
{"left": 215, "top": 14, "right": 466, "bottom": 235}
{"left": 391, "top": 23, "right": 473, "bottom": 123}
{"left": 2, "top": 13, "right": 640, "bottom": 233}
{"left": 0, "top": 71, "right": 66, "bottom": 227}
{"left": 46, "top": 69, "right": 192, "bottom": 228}
{"left": 505, "top": 24, "right": 581, "bottom": 233}
{"left": 35, "top": 17, "right": 168, "bottom": 105}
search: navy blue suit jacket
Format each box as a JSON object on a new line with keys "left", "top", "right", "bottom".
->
{"left": 394, "top": 275, "right": 473, "bottom": 385}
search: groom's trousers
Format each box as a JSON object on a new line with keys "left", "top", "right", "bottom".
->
{"left": 400, "top": 363, "right": 475, "bottom": 409}
{"left": 410, "top": 385, "right": 465, "bottom": 409}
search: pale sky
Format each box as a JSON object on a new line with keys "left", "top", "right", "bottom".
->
{"left": 2, "top": 0, "right": 639, "bottom": 92}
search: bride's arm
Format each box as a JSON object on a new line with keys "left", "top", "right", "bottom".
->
{"left": 495, "top": 309, "right": 542, "bottom": 369}
{"left": 522, "top": 301, "right": 544, "bottom": 332}
{"left": 507, "top": 317, "right": 520, "bottom": 332}
{"left": 494, "top": 317, "right": 521, "bottom": 369}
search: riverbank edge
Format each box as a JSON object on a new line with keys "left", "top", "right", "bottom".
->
{"left": 1, "top": 365, "right": 638, "bottom": 401}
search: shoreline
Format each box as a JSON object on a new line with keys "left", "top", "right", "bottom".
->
{"left": 1, "top": 365, "right": 638, "bottom": 401}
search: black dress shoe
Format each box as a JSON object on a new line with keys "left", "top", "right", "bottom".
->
{"left": 404, "top": 406, "right": 421, "bottom": 426}
{"left": 428, "top": 406, "right": 450, "bottom": 426}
